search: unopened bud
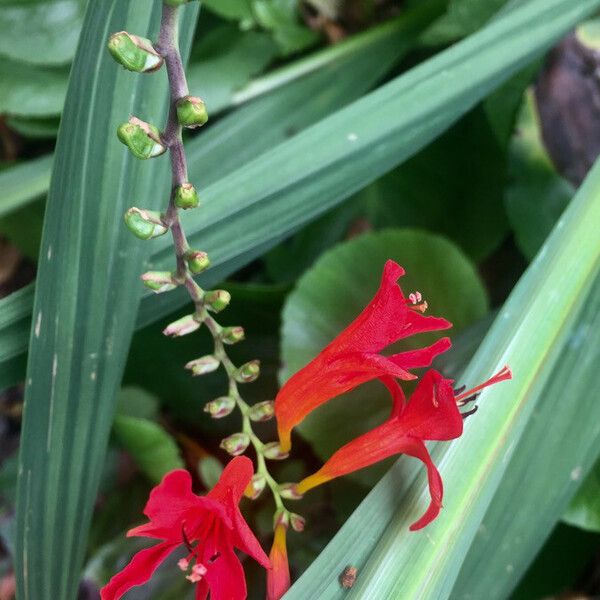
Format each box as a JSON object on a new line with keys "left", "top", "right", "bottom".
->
{"left": 273, "top": 509, "right": 290, "bottom": 530}
{"left": 108, "top": 31, "right": 163, "bottom": 73}
{"left": 204, "top": 396, "right": 236, "bottom": 419}
{"left": 124, "top": 207, "right": 167, "bottom": 240}
{"left": 248, "top": 400, "right": 274, "bottom": 422}
{"left": 245, "top": 474, "right": 267, "bottom": 500}
{"left": 176, "top": 95, "right": 208, "bottom": 129}
{"left": 185, "top": 250, "right": 210, "bottom": 274}
{"left": 262, "top": 442, "right": 289, "bottom": 461}
{"left": 221, "top": 326, "right": 245, "bottom": 345}
{"left": 117, "top": 117, "right": 166, "bottom": 159}
{"left": 174, "top": 183, "right": 200, "bottom": 209}
{"left": 235, "top": 360, "right": 260, "bottom": 383}
{"left": 163, "top": 314, "right": 200, "bottom": 337}
{"left": 205, "top": 290, "right": 231, "bottom": 313}
{"left": 220, "top": 433, "right": 250, "bottom": 456}
{"left": 141, "top": 271, "right": 177, "bottom": 293}
{"left": 290, "top": 513, "right": 306, "bottom": 532}
{"left": 279, "top": 483, "right": 303, "bottom": 499}
{"left": 185, "top": 355, "right": 220, "bottom": 376}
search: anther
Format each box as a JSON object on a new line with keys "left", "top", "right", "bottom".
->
{"left": 461, "top": 406, "right": 479, "bottom": 420}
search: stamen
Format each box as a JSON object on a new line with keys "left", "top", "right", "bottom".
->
{"left": 408, "top": 291, "right": 422, "bottom": 304}
{"left": 455, "top": 366, "right": 512, "bottom": 402}
{"left": 409, "top": 301, "right": 428, "bottom": 314}
{"left": 432, "top": 382, "right": 439, "bottom": 408}
{"left": 208, "top": 552, "right": 221, "bottom": 564}
{"left": 456, "top": 393, "right": 480, "bottom": 408}
{"left": 461, "top": 405, "right": 479, "bottom": 420}
{"left": 177, "top": 558, "right": 190, "bottom": 572}
{"left": 181, "top": 524, "right": 194, "bottom": 553}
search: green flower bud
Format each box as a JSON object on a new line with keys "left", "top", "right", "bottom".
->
{"left": 185, "top": 250, "right": 210, "bottom": 274}
{"left": 108, "top": 31, "right": 163, "bottom": 73}
{"left": 141, "top": 271, "right": 177, "bottom": 293}
{"left": 221, "top": 326, "right": 245, "bottom": 345}
{"left": 204, "top": 396, "right": 236, "bottom": 419}
{"left": 245, "top": 474, "right": 267, "bottom": 500}
{"left": 174, "top": 183, "right": 200, "bottom": 209}
{"left": 163, "top": 314, "right": 201, "bottom": 337}
{"left": 124, "top": 207, "right": 168, "bottom": 240}
{"left": 235, "top": 360, "right": 260, "bottom": 383}
{"left": 289, "top": 513, "right": 306, "bottom": 532}
{"left": 248, "top": 400, "right": 274, "bottom": 422}
{"left": 117, "top": 117, "right": 166, "bottom": 159}
{"left": 279, "top": 483, "right": 303, "bottom": 499}
{"left": 220, "top": 433, "right": 250, "bottom": 457}
{"left": 262, "top": 442, "right": 289, "bottom": 461}
{"left": 205, "top": 290, "right": 231, "bottom": 313}
{"left": 176, "top": 95, "right": 208, "bottom": 129}
{"left": 185, "top": 355, "right": 220, "bottom": 376}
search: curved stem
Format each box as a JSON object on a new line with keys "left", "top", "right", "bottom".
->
{"left": 157, "top": 1, "right": 291, "bottom": 520}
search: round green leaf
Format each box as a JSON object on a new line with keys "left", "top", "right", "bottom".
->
{"left": 280, "top": 228, "right": 488, "bottom": 484}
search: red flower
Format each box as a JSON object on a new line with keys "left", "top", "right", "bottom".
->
{"left": 100, "top": 456, "right": 270, "bottom": 600}
{"left": 295, "top": 367, "right": 512, "bottom": 530}
{"left": 266, "top": 520, "right": 291, "bottom": 600}
{"left": 275, "top": 260, "right": 452, "bottom": 452}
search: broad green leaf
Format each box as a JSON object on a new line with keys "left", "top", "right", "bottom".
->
{"left": 112, "top": 416, "right": 184, "bottom": 484}
{"left": 0, "top": 1, "right": 437, "bottom": 390}
{"left": 5, "top": 116, "right": 61, "bottom": 139}
{"left": 506, "top": 90, "right": 575, "bottom": 260}
{"left": 285, "top": 145, "right": 600, "bottom": 600}
{"left": 0, "top": 0, "right": 86, "bottom": 66}
{"left": 280, "top": 229, "right": 488, "bottom": 485}
{"left": 563, "top": 460, "right": 600, "bottom": 533}
{"left": 0, "top": 155, "right": 52, "bottom": 219}
{"left": 0, "top": 59, "right": 69, "bottom": 116}
{"left": 14, "top": 4, "right": 199, "bottom": 600}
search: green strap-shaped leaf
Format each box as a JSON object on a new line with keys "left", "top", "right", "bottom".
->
{"left": 0, "top": 0, "right": 438, "bottom": 389}
{"left": 14, "top": 3, "right": 198, "bottom": 599}
{"left": 285, "top": 156, "right": 600, "bottom": 599}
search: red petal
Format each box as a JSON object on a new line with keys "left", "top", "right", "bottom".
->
{"left": 195, "top": 580, "right": 209, "bottom": 600}
{"left": 381, "top": 376, "right": 407, "bottom": 418}
{"left": 208, "top": 456, "right": 254, "bottom": 504}
{"left": 203, "top": 547, "right": 247, "bottom": 600}
{"left": 400, "top": 438, "right": 444, "bottom": 531}
{"left": 329, "top": 260, "right": 409, "bottom": 353}
{"left": 128, "top": 470, "right": 227, "bottom": 541}
{"left": 100, "top": 541, "right": 176, "bottom": 600}
{"left": 400, "top": 370, "right": 463, "bottom": 441}
{"left": 388, "top": 337, "right": 452, "bottom": 371}
{"left": 267, "top": 524, "right": 291, "bottom": 600}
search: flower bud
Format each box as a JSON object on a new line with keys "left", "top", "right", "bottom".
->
{"left": 141, "top": 271, "right": 177, "bottom": 293}
{"left": 248, "top": 400, "right": 274, "bottom": 422}
{"left": 163, "top": 314, "right": 200, "bottom": 337}
{"left": 220, "top": 433, "right": 250, "bottom": 456}
{"left": 185, "top": 355, "right": 220, "bottom": 376}
{"left": 273, "top": 509, "right": 290, "bottom": 530}
{"left": 176, "top": 95, "right": 208, "bottom": 129}
{"left": 289, "top": 513, "right": 306, "bottom": 532}
{"left": 174, "top": 183, "right": 200, "bottom": 209}
{"left": 108, "top": 31, "right": 163, "bottom": 73}
{"left": 204, "top": 396, "right": 236, "bottom": 419}
{"left": 279, "top": 483, "right": 303, "bottom": 500}
{"left": 235, "top": 360, "right": 260, "bottom": 383}
{"left": 262, "top": 442, "right": 289, "bottom": 461}
{"left": 124, "top": 207, "right": 167, "bottom": 240}
{"left": 185, "top": 250, "right": 210, "bottom": 274}
{"left": 117, "top": 117, "right": 166, "bottom": 159}
{"left": 205, "top": 290, "right": 231, "bottom": 313}
{"left": 221, "top": 326, "right": 245, "bottom": 345}
{"left": 245, "top": 474, "right": 267, "bottom": 500}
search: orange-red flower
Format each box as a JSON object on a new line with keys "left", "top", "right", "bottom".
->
{"left": 275, "top": 260, "right": 452, "bottom": 453}
{"left": 100, "top": 457, "right": 270, "bottom": 600}
{"left": 295, "top": 367, "right": 512, "bottom": 530}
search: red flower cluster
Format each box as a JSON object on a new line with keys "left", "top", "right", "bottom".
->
{"left": 275, "top": 260, "right": 512, "bottom": 530}
{"left": 101, "top": 456, "right": 270, "bottom": 600}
